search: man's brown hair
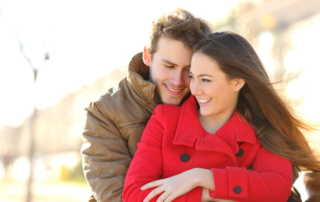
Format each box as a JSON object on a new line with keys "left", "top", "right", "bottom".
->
{"left": 148, "top": 9, "right": 212, "bottom": 56}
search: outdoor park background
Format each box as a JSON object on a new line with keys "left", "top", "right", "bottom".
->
{"left": 1, "top": 0, "right": 320, "bottom": 201}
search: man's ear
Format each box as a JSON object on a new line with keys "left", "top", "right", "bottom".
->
{"left": 143, "top": 46, "right": 151, "bottom": 66}
{"left": 233, "top": 78, "right": 245, "bottom": 92}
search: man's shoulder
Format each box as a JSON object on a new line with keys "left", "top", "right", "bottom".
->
{"left": 88, "top": 76, "right": 151, "bottom": 120}
{"left": 86, "top": 77, "right": 129, "bottom": 116}
{"left": 91, "top": 77, "right": 128, "bottom": 103}
{"left": 98, "top": 77, "right": 128, "bottom": 102}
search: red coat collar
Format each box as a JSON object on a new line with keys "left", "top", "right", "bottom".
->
{"left": 173, "top": 96, "right": 256, "bottom": 156}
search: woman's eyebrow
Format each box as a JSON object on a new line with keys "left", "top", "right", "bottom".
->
{"left": 198, "top": 74, "right": 213, "bottom": 77}
{"left": 189, "top": 71, "right": 213, "bottom": 77}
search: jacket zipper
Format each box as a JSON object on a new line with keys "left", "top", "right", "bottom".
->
{"left": 119, "top": 121, "right": 148, "bottom": 129}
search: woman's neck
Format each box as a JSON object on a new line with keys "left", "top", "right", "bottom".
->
{"left": 198, "top": 109, "right": 235, "bottom": 134}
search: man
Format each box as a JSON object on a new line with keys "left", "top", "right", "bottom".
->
{"left": 81, "top": 9, "right": 212, "bottom": 202}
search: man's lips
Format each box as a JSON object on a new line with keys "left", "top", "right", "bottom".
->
{"left": 164, "top": 84, "right": 184, "bottom": 95}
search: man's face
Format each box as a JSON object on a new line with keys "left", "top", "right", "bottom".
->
{"left": 149, "top": 37, "right": 192, "bottom": 105}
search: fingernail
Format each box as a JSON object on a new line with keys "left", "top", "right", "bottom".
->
{"left": 141, "top": 186, "right": 144, "bottom": 190}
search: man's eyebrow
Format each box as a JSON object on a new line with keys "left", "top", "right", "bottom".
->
{"left": 162, "top": 59, "right": 177, "bottom": 65}
{"left": 162, "top": 59, "right": 191, "bottom": 68}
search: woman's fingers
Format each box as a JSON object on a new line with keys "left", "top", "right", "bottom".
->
{"left": 163, "top": 193, "right": 178, "bottom": 202}
{"left": 156, "top": 191, "right": 171, "bottom": 202}
{"left": 141, "top": 179, "right": 164, "bottom": 190}
{"left": 143, "top": 186, "right": 165, "bottom": 202}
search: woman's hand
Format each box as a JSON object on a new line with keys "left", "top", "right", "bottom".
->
{"left": 202, "top": 189, "right": 237, "bottom": 202}
{"left": 141, "top": 168, "right": 201, "bottom": 202}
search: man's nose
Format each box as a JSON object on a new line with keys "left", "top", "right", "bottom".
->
{"left": 170, "top": 70, "right": 185, "bottom": 87}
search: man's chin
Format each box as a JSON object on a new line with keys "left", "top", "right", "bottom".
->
{"left": 161, "top": 96, "right": 183, "bottom": 106}
{"left": 158, "top": 88, "right": 190, "bottom": 105}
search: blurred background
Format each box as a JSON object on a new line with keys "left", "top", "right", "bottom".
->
{"left": 0, "top": 0, "right": 319, "bottom": 201}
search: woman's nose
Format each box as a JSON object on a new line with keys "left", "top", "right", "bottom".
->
{"left": 190, "top": 80, "right": 202, "bottom": 96}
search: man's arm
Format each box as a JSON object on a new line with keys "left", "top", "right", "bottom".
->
{"left": 81, "top": 100, "right": 132, "bottom": 202}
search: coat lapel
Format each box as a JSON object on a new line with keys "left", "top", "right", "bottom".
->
{"left": 173, "top": 96, "right": 257, "bottom": 163}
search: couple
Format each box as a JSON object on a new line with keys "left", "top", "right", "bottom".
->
{"left": 81, "top": 9, "right": 320, "bottom": 202}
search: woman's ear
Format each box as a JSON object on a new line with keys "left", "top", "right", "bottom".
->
{"left": 143, "top": 46, "right": 151, "bottom": 66}
{"left": 233, "top": 78, "right": 245, "bottom": 92}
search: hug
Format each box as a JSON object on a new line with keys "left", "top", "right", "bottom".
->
{"left": 82, "top": 9, "right": 320, "bottom": 202}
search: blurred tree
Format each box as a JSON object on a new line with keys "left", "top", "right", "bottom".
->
{"left": 17, "top": 32, "right": 49, "bottom": 202}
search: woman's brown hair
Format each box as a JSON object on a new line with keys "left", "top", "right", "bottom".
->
{"left": 193, "top": 31, "right": 320, "bottom": 181}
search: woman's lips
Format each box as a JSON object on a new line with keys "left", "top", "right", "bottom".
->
{"left": 197, "top": 98, "right": 212, "bottom": 106}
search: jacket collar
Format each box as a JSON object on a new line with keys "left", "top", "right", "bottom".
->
{"left": 127, "top": 53, "right": 159, "bottom": 111}
{"left": 173, "top": 96, "right": 256, "bottom": 156}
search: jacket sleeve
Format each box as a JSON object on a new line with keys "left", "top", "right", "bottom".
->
{"left": 210, "top": 147, "right": 293, "bottom": 202}
{"left": 81, "top": 100, "right": 132, "bottom": 202}
{"left": 123, "top": 105, "right": 203, "bottom": 202}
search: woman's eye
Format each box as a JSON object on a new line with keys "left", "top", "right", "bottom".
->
{"left": 202, "top": 79, "right": 211, "bottom": 82}
{"left": 188, "top": 75, "right": 193, "bottom": 79}
{"left": 164, "top": 65, "right": 174, "bottom": 69}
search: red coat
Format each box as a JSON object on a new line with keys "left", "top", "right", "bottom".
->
{"left": 123, "top": 96, "right": 292, "bottom": 202}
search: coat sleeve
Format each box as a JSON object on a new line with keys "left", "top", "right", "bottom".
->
{"left": 123, "top": 105, "right": 203, "bottom": 202}
{"left": 210, "top": 147, "right": 293, "bottom": 202}
{"left": 81, "top": 100, "right": 132, "bottom": 202}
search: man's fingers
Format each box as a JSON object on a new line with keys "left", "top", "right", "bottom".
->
{"left": 143, "top": 186, "right": 165, "bottom": 202}
{"left": 141, "top": 180, "right": 164, "bottom": 190}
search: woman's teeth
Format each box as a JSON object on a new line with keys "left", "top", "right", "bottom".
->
{"left": 198, "top": 99, "right": 212, "bottom": 104}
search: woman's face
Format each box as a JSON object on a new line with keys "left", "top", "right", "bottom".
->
{"left": 190, "top": 52, "right": 244, "bottom": 118}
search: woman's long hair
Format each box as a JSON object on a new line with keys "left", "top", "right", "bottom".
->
{"left": 193, "top": 31, "right": 320, "bottom": 180}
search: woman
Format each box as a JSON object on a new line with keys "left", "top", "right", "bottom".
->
{"left": 123, "top": 32, "right": 320, "bottom": 202}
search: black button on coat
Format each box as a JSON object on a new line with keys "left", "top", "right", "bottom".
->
{"left": 236, "top": 148, "right": 244, "bottom": 157}
{"left": 181, "top": 153, "right": 190, "bottom": 162}
{"left": 234, "top": 186, "right": 242, "bottom": 194}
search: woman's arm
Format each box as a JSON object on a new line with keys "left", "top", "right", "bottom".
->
{"left": 142, "top": 147, "right": 292, "bottom": 202}
{"left": 208, "top": 147, "right": 292, "bottom": 202}
{"left": 141, "top": 168, "right": 236, "bottom": 202}
{"left": 123, "top": 105, "right": 203, "bottom": 202}
{"left": 202, "top": 189, "right": 237, "bottom": 202}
